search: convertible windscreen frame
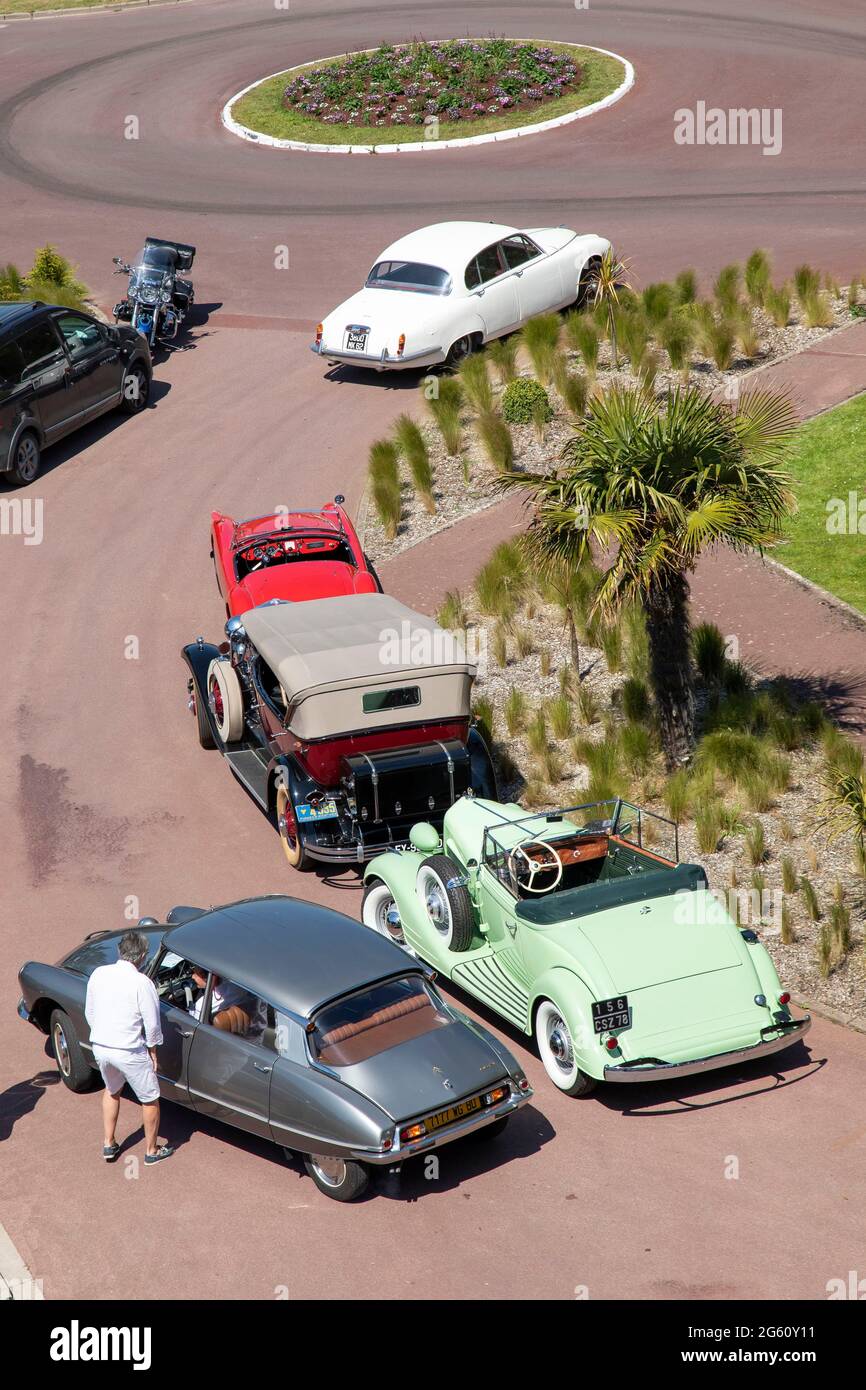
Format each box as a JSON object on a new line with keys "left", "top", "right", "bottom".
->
{"left": 481, "top": 797, "right": 681, "bottom": 880}
{"left": 365, "top": 260, "right": 453, "bottom": 295}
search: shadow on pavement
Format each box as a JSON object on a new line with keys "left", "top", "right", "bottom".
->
{"left": 0, "top": 1070, "right": 61, "bottom": 1142}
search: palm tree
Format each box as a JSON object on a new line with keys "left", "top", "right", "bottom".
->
{"left": 587, "top": 248, "right": 632, "bottom": 368}
{"left": 501, "top": 384, "right": 797, "bottom": 766}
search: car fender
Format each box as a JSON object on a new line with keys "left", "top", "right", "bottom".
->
{"left": 529, "top": 966, "right": 604, "bottom": 1072}
{"left": 181, "top": 639, "right": 224, "bottom": 744}
{"left": 363, "top": 850, "right": 434, "bottom": 955}
{"left": 444, "top": 311, "right": 486, "bottom": 347}
{"left": 6, "top": 410, "right": 45, "bottom": 462}
{"left": 741, "top": 934, "right": 786, "bottom": 1006}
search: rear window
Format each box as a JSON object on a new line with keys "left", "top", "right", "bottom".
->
{"left": 362, "top": 686, "right": 420, "bottom": 713}
{"left": 17, "top": 321, "right": 62, "bottom": 371}
{"left": 310, "top": 976, "right": 448, "bottom": 1067}
{"left": 0, "top": 340, "right": 23, "bottom": 387}
{"left": 365, "top": 261, "right": 451, "bottom": 295}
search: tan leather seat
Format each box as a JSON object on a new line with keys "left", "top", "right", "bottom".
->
{"left": 213, "top": 1005, "right": 251, "bottom": 1036}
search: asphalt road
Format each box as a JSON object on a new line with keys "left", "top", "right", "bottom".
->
{"left": 1, "top": 0, "right": 865, "bottom": 1301}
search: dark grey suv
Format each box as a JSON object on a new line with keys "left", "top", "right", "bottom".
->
{"left": 0, "top": 301, "right": 152, "bottom": 487}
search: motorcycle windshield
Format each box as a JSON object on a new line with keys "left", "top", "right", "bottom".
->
{"left": 130, "top": 267, "right": 170, "bottom": 304}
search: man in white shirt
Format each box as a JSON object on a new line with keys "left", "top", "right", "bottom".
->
{"left": 84, "top": 929, "right": 174, "bottom": 1166}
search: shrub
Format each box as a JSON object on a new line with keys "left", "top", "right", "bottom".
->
{"left": 505, "top": 685, "right": 527, "bottom": 735}
{"left": 458, "top": 353, "right": 494, "bottom": 414}
{"left": 492, "top": 623, "right": 508, "bottom": 667}
{"left": 698, "top": 730, "right": 762, "bottom": 780}
{"left": 621, "top": 676, "right": 651, "bottom": 723}
{"left": 695, "top": 803, "right": 722, "bottom": 853}
{"left": 707, "top": 318, "right": 736, "bottom": 370}
{"left": 0, "top": 263, "right": 25, "bottom": 300}
{"left": 426, "top": 381, "right": 463, "bottom": 454}
{"left": 664, "top": 769, "right": 690, "bottom": 822}
{"left": 474, "top": 540, "right": 527, "bottom": 620}
{"left": 394, "top": 414, "right": 434, "bottom": 511}
{"left": 27, "top": 244, "right": 87, "bottom": 298}
{"left": 523, "top": 780, "right": 549, "bottom": 808}
{"left": 692, "top": 622, "right": 727, "bottom": 685}
{"left": 799, "top": 875, "right": 820, "bottom": 921}
{"left": 817, "top": 922, "right": 833, "bottom": 977}
{"left": 520, "top": 313, "right": 561, "bottom": 382}
{"left": 534, "top": 747, "right": 563, "bottom": 785}
{"left": 744, "top": 249, "right": 771, "bottom": 306}
{"left": 799, "top": 290, "right": 834, "bottom": 328}
{"left": 780, "top": 899, "right": 794, "bottom": 944}
{"left": 557, "top": 367, "right": 589, "bottom": 418}
{"left": 437, "top": 589, "right": 467, "bottom": 630}
{"left": 617, "top": 306, "right": 650, "bottom": 374}
{"left": 368, "top": 439, "right": 401, "bottom": 538}
{"left": 659, "top": 314, "right": 695, "bottom": 380}
{"left": 473, "top": 696, "right": 494, "bottom": 745}
{"left": 513, "top": 624, "right": 534, "bottom": 659}
{"left": 623, "top": 605, "right": 650, "bottom": 682}
{"left": 780, "top": 855, "right": 798, "bottom": 894}
{"left": 501, "top": 376, "right": 553, "bottom": 426}
{"left": 576, "top": 682, "right": 599, "bottom": 726}
{"left": 713, "top": 263, "right": 742, "bottom": 314}
{"left": 527, "top": 706, "right": 548, "bottom": 756}
{"left": 599, "top": 623, "right": 623, "bottom": 673}
{"left": 540, "top": 647, "right": 552, "bottom": 678}
{"left": 674, "top": 268, "right": 698, "bottom": 304}
{"left": 486, "top": 336, "right": 518, "bottom": 384}
{"left": 793, "top": 264, "right": 821, "bottom": 304}
{"left": 641, "top": 282, "right": 675, "bottom": 327}
{"left": 475, "top": 409, "right": 514, "bottom": 471}
{"left": 764, "top": 284, "right": 791, "bottom": 327}
{"left": 731, "top": 303, "right": 762, "bottom": 359}
{"left": 574, "top": 736, "right": 618, "bottom": 783}
{"left": 563, "top": 312, "right": 600, "bottom": 377}
{"left": 744, "top": 819, "right": 767, "bottom": 865}
{"left": 548, "top": 694, "right": 573, "bottom": 740}
{"left": 620, "top": 722, "right": 653, "bottom": 776}
{"left": 739, "top": 766, "right": 774, "bottom": 812}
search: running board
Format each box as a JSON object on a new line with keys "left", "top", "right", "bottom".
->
{"left": 224, "top": 747, "right": 270, "bottom": 808}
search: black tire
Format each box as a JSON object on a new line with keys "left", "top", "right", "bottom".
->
{"left": 6, "top": 430, "right": 41, "bottom": 487}
{"left": 472, "top": 1115, "right": 509, "bottom": 1141}
{"left": 576, "top": 257, "right": 601, "bottom": 310}
{"left": 445, "top": 334, "right": 474, "bottom": 367}
{"left": 417, "top": 855, "right": 474, "bottom": 952}
{"left": 119, "top": 362, "right": 150, "bottom": 415}
{"left": 49, "top": 1008, "right": 97, "bottom": 1093}
{"left": 303, "top": 1154, "right": 369, "bottom": 1202}
{"left": 190, "top": 680, "right": 215, "bottom": 750}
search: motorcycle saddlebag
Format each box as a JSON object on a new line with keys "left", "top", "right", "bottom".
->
{"left": 342, "top": 739, "right": 470, "bottom": 826}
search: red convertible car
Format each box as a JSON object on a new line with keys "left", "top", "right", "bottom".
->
{"left": 211, "top": 498, "right": 380, "bottom": 617}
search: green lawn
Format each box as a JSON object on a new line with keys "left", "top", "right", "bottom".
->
{"left": 230, "top": 43, "right": 627, "bottom": 146}
{"left": 778, "top": 392, "right": 866, "bottom": 613}
{"left": 2, "top": 0, "right": 131, "bottom": 10}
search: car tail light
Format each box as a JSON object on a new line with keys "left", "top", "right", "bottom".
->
{"left": 779, "top": 992, "right": 791, "bottom": 1006}
{"left": 397, "top": 333, "right": 406, "bottom": 357}
{"left": 516, "top": 1077, "right": 530, "bottom": 1092}
{"left": 315, "top": 323, "right": 323, "bottom": 346}
{"left": 484, "top": 1086, "right": 508, "bottom": 1106}
{"left": 605, "top": 1036, "right": 619, "bottom": 1052}
{"left": 400, "top": 1122, "right": 426, "bottom": 1144}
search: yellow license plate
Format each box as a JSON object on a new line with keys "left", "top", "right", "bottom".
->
{"left": 426, "top": 1096, "right": 482, "bottom": 1132}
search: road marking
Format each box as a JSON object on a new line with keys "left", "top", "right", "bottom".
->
{"left": 0, "top": 1222, "right": 43, "bottom": 1300}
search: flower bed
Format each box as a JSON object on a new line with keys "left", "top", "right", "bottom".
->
{"left": 229, "top": 40, "right": 627, "bottom": 146}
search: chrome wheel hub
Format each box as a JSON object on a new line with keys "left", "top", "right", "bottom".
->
{"left": 311, "top": 1155, "right": 347, "bottom": 1187}
{"left": 548, "top": 1019, "right": 573, "bottom": 1072}
{"left": 54, "top": 1023, "right": 70, "bottom": 1076}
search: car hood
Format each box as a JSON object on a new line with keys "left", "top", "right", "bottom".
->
{"left": 231, "top": 561, "right": 357, "bottom": 613}
{"left": 336, "top": 1016, "right": 509, "bottom": 1123}
{"left": 544, "top": 892, "right": 744, "bottom": 992}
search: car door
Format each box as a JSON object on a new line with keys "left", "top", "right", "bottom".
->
{"left": 15, "top": 318, "right": 77, "bottom": 442}
{"left": 0, "top": 338, "right": 27, "bottom": 466}
{"left": 156, "top": 1001, "right": 200, "bottom": 1105}
{"left": 52, "top": 311, "right": 122, "bottom": 420}
{"left": 185, "top": 976, "right": 273, "bottom": 1140}
{"left": 501, "top": 234, "right": 564, "bottom": 318}
{"left": 465, "top": 242, "right": 520, "bottom": 337}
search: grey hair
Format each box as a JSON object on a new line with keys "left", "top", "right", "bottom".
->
{"left": 118, "top": 930, "right": 149, "bottom": 965}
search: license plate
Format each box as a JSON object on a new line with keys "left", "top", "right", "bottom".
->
{"left": 592, "top": 996, "right": 632, "bottom": 1033}
{"left": 345, "top": 328, "right": 368, "bottom": 352}
{"left": 426, "top": 1095, "right": 482, "bottom": 1132}
{"left": 296, "top": 800, "right": 338, "bottom": 822}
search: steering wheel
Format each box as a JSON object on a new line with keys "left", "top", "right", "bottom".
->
{"left": 508, "top": 838, "right": 564, "bottom": 895}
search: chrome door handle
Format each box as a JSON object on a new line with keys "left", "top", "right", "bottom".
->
{"left": 179, "top": 1029, "right": 193, "bottom": 1037}
{"left": 253, "top": 1063, "right": 273, "bottom": 1073}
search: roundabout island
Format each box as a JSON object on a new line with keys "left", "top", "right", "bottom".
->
{"left": 225, "top": 37, "right": 632, "bottom": 152}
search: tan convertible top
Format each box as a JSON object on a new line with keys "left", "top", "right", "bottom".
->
{"left": 242, "top": 593, "right": 474, "bottom": 709}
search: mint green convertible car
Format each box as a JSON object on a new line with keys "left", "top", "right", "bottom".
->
{"left": 362, "top": 797, "right": 811, "bottom": 1096}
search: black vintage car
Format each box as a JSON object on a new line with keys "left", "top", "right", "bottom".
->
{"left": 0, "top": 301, "right": 152, "bottom": 486}
{"left": 17, "top": 895, "right": 532, "bottom": 1201}
{"left": 182, "top": 592, "right": 497, "bottom": 870}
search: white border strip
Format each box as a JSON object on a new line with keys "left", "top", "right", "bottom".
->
{"left": 221, "top": 42, "right": 634, "bottom": 154}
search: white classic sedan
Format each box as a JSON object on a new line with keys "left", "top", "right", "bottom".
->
{"left": 312, "top": 220, "right": 611, "bottom": 372}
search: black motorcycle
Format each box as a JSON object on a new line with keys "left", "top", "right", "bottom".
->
{"left": 113, "top": 237, "right": 196, "bottom": 347}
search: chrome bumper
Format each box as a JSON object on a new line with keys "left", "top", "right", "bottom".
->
{"left": 603, "top": 1017, "right": 811, "bottom": 1083}
{"left": 17, "top": 998, "right": 30, "bottom": 1022}
{"left": 310, "top": 342, "right": 443, "bottom": 371}
{"left": 352, "top": 1085, "right": 531, "bottom": 1166}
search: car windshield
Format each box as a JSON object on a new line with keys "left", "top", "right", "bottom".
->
{"left": 365, "top": 260, "right": 451, "bottom": 295}
{"left": 310, "top": 975, "right": 448, "bottom": 1066}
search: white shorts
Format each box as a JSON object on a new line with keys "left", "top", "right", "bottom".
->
{"left": 92, "top": 1044, "right": 160, "bottom": 1104}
